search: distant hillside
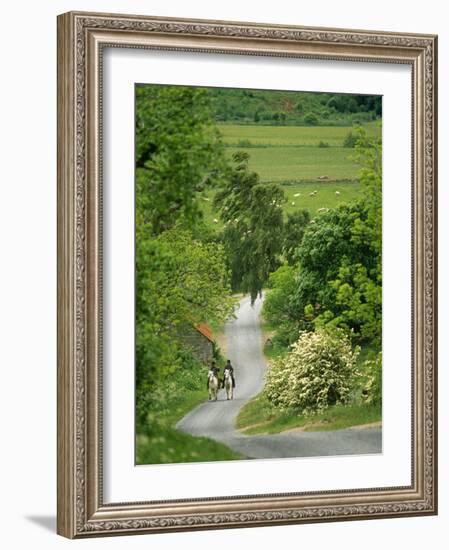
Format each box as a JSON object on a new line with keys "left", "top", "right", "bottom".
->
{"left": 207, "top": 87, "right": 381, "bottom": 127}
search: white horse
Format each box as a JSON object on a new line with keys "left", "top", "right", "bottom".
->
{"left": 223, "top": 369, "right": 234, "bottom": 400}
{"left": 207, "top": 370, "right": 219, "bottom": 401}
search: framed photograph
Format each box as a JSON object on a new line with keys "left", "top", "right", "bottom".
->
{"left": 57, "top": 11, "right": 438, "bottom": 538}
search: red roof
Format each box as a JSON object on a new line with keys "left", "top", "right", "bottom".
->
{"left": 195, "top": 323, "right": 214, "bottom": 342}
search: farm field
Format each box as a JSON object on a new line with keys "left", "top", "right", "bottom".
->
{"left": 199, "top": 123, "right": 376, "bottom": 228}
{"left": 218, "top": 122, "right": 381, "bottom": 183}
{"left": 200, "top": 181, "right": 361, "bottom": 228}
{"left": 218, "top": 121, "right": 381, "bottom": 147}
{"left": 224, "top": 145, "right": 359, "bottom": 181}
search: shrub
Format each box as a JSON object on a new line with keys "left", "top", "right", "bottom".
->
{"left": 361, "top": 352, "right": 382, "bottom": 406}
{"left": 237, "top": 139, "right": 252, "bottom": 147}
{"left": 318, "top": 141, "right": 330, "bottom": 148}
{"left": 304, "top": 112, "right": 319, "bottom": 125}
{"left": 343, "top": 131, "right": 358, "bottom": 148}
{"left": 264, "top": 328, "right": 360, "bottom": 414}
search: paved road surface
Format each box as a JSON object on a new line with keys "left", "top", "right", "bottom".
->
{"left": 176, "top": 295, "right": 382, "bottom": 459}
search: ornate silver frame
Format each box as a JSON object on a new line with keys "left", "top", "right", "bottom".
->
{"left": 57, "top": 11, "right": 438, "bottom": 538}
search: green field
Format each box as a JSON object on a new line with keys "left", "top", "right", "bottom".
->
{"left": 225, "top": 146, "right": 361, "bottom": 181}
{"left": 200, "top": 181, "right": 361, "bottom": 229}
{"left": 198, "top": 122, "right": 379, "bottom": 228}
{"left": 218, "top": 122, "right": 381, "bottom": 147}
{"left": 218, "top": 123, "right": 381, "bottom": 183}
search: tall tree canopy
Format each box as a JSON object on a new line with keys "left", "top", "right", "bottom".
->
{"left": 136, "top": 85, "right": 226, "bottom": 235}
{"left": 214, "top": 152, "right": 286, "bottom": 302}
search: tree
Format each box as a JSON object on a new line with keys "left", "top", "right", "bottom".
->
{"left": 136, "top": 84, "right": 226, "bottom": 235}
{"left": 315, "top": 126, "right": 382, "bottom": 344}
{"left": 263, "top": 265, "right": 304, "bottom": 347}
{"left": 136, "top": 227, "right": 236, "bottom": 429}
{"left": 214, "top": 152, "right": 285, "bottom": 302}
{"left": 135, "top": 84, "right": 235, "bottom": 430}
{"left": 304, "top": 112, "right": 319, "bottom": 125}
{"left": 283, "top": 209, "right": 311, "bottom": 265}
{"left": 292, "top": 203, "right": 368, "bottom": 317}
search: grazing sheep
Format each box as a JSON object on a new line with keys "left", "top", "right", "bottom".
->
{"left": 294, "top": 192, "right": 301, "bottom": 197}
{"left": 291, "top": 201, "right": 295, "bottom": 206}
{"left": 318, "top": 175, "right": 329, "bottom": 180}
{"left": 335, "top": 191, "right": 341, "bottom": 196}
{"left": 213, "top": 218, "right": 218, "bottom": 223}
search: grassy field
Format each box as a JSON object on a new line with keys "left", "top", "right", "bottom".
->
{"left": 218, "top": 122, "right": 381, "bottom": 183}
{"left": 199, "top": 122, "right": 379, "bottom": 228}
{"left": 224, "top": 146, "right": 361, "bottom": 182}
{"left": 200, "top": 180, "right": 361, "bottom": 229}
{"left": 218, "top": 122, "right": 381, "bottom": 147}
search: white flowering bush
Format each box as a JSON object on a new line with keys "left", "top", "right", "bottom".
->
{"left": 264, "top": 328, "right": 360, "bottom": 415}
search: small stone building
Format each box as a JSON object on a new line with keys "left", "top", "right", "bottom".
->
{"left": 179, "top": 323, "right": 215, "bottom": 365}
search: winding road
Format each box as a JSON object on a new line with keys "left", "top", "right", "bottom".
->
{"left": 176, "top": 295, "right": 382, "bottom": 459}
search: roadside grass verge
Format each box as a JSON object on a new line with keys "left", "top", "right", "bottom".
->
{"left": 136, "top": 373, "right": 243, "bottom": 465}
{"left": 236, "top": 394, "right": 381, "bottom": 436}
{"left": 237, "top": 334, "right": 382, "bottom": 437}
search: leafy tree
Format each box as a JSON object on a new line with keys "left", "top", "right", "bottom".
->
{"left": 304, "top": 112, "right": 319, "bottom": 125}
{"left": 263, "top": 265, "right": 304, "bottom": 347}
{"left": 292, "top": 203, "right": 369, "bottom": 317}
{"left": 136, "top": 227, "right": 236, "bottom": 429}
{"left": 135, "top": 84, "right": 236, "bottom": 430}
{"left": 283, "top": 209, "right": 311, "bottom": 265}
{"left": 136, "top": 85, "right": 226, "bottom": 235}
{"left": 214, "top": 151, "right": 285, "bottom": 302}
{"left": 316, "top": 126, "right": 382, "bottom": 343}
{"left": 343, "top": 131, "right": 358, "bottom": 148}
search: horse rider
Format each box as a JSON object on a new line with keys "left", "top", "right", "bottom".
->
{"left": 223, "top": 359, "right": 236, "bottom": 389}
{"left": 208, "top": 361, "right": 221, "bottom": 390}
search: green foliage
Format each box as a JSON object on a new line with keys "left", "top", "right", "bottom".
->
{"left": 361, "top": 352, "right": 382, "bottom": 406}
{"left": 264, "top": 328, "right": 360, "bottom": 414}
{"left": 207, "top": 87, "right": 381, "bottom": 126}
{"left": 136, "top": 85, "right": 226, "bottom": 234}
{"left": 304, "top": 112, "right": 319, "bottom": 125}
{"left": 283, "top": 209, "right": 311, "bottom": 264}
{"left": 292, "top": 203, "right": 369, "bottom": 318}
{"left": 263, "top": 265, "right": 304, "bottom": 347}
{"left": 343, "top": 131, "right": 358, "bottom": 148}
{"left": 318, "top": 140, "right": 330, "bottom": 148}
{"left": 214, "top": 151, "right": 285, "bottom": 302}
{"left": 135, "top": 227, "right": 236, "bottom": 430}
{"left": 135, "top": 85, "right": 239, "bottom": 436}
{"left": 313, "top": 126, "right": 382, "bottom": 343}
